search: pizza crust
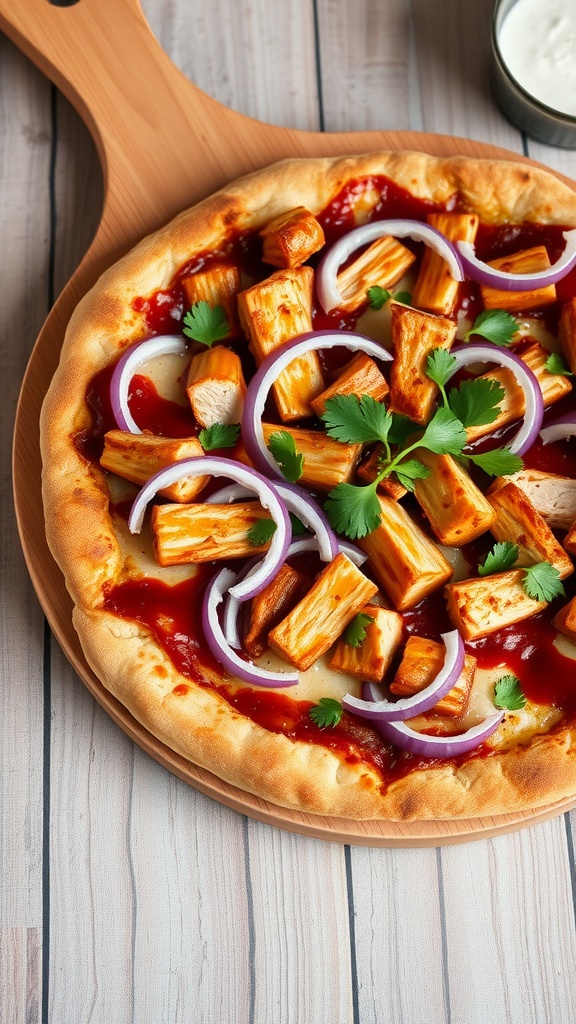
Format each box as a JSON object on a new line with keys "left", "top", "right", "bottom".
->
{"left": 40, "top": 151, "right": 576, "bottom": 819}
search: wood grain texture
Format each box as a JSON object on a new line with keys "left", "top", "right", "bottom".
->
{"left": 2, "top": 1, "right": 576, "bottom": 1022}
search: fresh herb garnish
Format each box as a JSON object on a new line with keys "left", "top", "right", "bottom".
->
{"left": 494, "top": 674, "right": 527, "bottom": 711}
{"left": 267, "top": 430, "right": 304, "bottom": 482}
{"left": 308, "top": 698, "right": 343, "bottom": 729}
{"left": 478, "top": 541, "right": 519, "bottom": 576}
{"left": 289, "top": 512, "right": 307, "bottom": 536}
{"left": 426, "top": 348, "right": 458, "bottom": 406}
{"left": 463, "top": 309, "right": 518, "bottom": 347}
{"left": 182, "top": 301, "right": 230, "bottom": 347}
{"left": 198, "top": 422, "right": 240, "bottom": 450}
{"left": 324, "top": 481, "right": 382, "bottom": 539}
{"left": 366, "top": 286, "right": 412, "bottom": 309}
{"left": 426, "top": 348, "right": 505, "bottom": 429}
{"left": 522, "top": 562, "right": 565, "bottom": 602}
{"left": 247, "top": 518, "right": 276, "bottom": 547}
{"left": 448, "top": 377, "right": 506, "bottom": 429}
{"left": 322, "top": 398, "right": 467, "bottom": 539}
{"left": 466, "top": 447, "right": 524, "bottom": 477}
{"left": 367, "top": 286, "right": 391, "bottom": 309}
{"left": 342, "top": 612, "right": 375, "bottom": 648}
{"left": 545, "top": 351, "right": 574, "bottom": 377}
{"left": 322, "top": 393, "right": 393, "bottom": 446}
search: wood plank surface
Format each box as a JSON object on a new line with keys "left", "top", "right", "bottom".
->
{"left": 2, "top": 1, "right": 576, "bottom": 1022}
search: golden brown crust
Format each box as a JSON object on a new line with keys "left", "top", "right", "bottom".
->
{"left": 40, "top": 151, "right": 576, "bottom": 820}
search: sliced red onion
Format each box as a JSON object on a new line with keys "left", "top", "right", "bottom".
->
{"left": 127, "top": 456, "right": 290, "bottom": 601}
{"left": 374, "top": 711, "right": 505, "bottom": 759}
{"left": 110, "top": 335, "right": 189, "bottom": 433}
{"left": 540, "top": 412, "right": 576, "bottom": 445}
{"left": 457, "top": 230, "right": 576, "bottom": 291}
{"left": 317, "top": 219, "right": 464, "bottom": 312}
{"left": 202, "top": 568, "right": 299, "bottom": 687}
{"left": 342, "top": 630, "right": 465, "bottom": 722}
{"left": 242, "top": 330, "right": 392, "bottom": 478}
{"left": 448, "top": 342, "right": 544, "bottom": 455}
{"left": 221, "top": 557, "right": 260, "bottom": 650}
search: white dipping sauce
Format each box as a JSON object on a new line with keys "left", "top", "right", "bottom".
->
{"left": 498, "top": 0, "right": 576, "bottom": 116}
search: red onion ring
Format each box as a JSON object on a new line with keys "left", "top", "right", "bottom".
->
{"left": 457, "top": 230, "right": 576, "bottom": 291}
{"left": 540, "top": 412, "right": 576, "bottom": 445}
{"left": 316, "top": 219, "right": 464, "bottom": 312}
{"left": 242, "top": 330, "right": 392, "bottom": 478}
{"left": 127, "top": 456, "right": 291, "bottom": 601}
{"left": 373, "top": 706, "right": 505, "bottom": 758}
{"left": 202, "top": 568, "right": 299, "bottom": 687}
{"left": 205, "top": 479, "right": 339, "bottom": 563}
{"left": 447, "top": 342, "right": 544, "bottom": 455}
{"left": 342, "top": 630, "right": 465, "bottom": 722}
{"left": 110, "top": 335, "right": 189, "bottom": 433}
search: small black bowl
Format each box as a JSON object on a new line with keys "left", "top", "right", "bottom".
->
{"left": 491, "top": 0, "right": 576, "bottom": 149}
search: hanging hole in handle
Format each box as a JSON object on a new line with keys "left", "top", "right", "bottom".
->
{"left": 48, "top": 1, "right": 82, "bottom": 7}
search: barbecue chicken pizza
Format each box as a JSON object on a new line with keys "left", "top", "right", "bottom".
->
{"left": 40, "top": 151, "right": 576, "bottom": 820}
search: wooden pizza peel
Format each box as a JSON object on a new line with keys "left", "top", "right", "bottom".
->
{"left": 3, "top": 0, "right": 575, "bottom": 844}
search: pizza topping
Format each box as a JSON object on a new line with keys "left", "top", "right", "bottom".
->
{"left": 445, "top": 342, "right": 544, "bottom": 455}
{"left": 341, "top": 628, "right": 465, "bottom": 722}
{"left": 110, "top": 334, "right": 189, "bottom": 433}
{"left": 308, "top": 698, "right": 344, "bottom": 730}
{"left": 182, "top": 300, "right": 231, "bottom": 347}
{"left": 316, "top": 218, "right": 464, "bottom": 313}
{"left": 259, "top": 206, "right": 325, "bottom": 269}
{"left": 198, "top": 422, "right": 240, "bottom": 450}
{"left": 201, "top": 567, "right": 299, "bottom": 687}
{"left": 463, "top": 309, "right": 519, "bottom": 347}
{"left": 268, "top": 552, "right": 378, "bottom": 672}
{"left": 540, "top": 410, "right": 576, "bottom": 444}
{"left": 456, "top": 230, "right": 576, "bottom": 291}
{"left": 127, "top": 456, "right": 291, "bottom": 601}
{"left": 478, "top": 540, "right": 519, "bottom": 576}
{"left": 522, "top": 561, "right": 565, "bottom": 602}
{"left": 494, "top": 674, "right": 527, "bottom": 711}
{"left": 373, "top": 704, "right": 505, "bottom": 759}
{"left": 241, "top": 329, "right": 392, "bottom": 479}
{"left": 205, "top": 481, "right": 339, "bottom": 563}
{"left": 329, "top": 606, "right": 403, "bottom": 683}
{"left": 185, "top": 345, "right": 246, "bottom": 427}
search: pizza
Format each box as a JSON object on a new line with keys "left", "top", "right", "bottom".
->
{"left": 40, "top": 151, "right": 576, "bottom": 820}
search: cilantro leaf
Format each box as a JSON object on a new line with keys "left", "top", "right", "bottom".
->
{"left": 289, "top": 512, "right": 307, "bottom": 536}
{"left": 267, "top": 430, "right": 304, "bottom": 482}
{"left": 478, "top": 540, "right": 519, "bottom": 576}
{"left": 522, "top": 562, "right": 565, "bottom": 602}
{"left": 343, "top": 612, "right": 375, "bottom": 648}
{"left": 324, "top": 482, "right": 381, "bottom": 539}
{"left": 393, "top": 290, "right": 412, "bottom": 305}
{"left": 309, "top": 698, "right": 343, "bottom": 729}
{"left": 467, "top": 447, "right": 524, "bottom": 477}
{"left": 367, "top": 285, "right": 391, "bottom": 309}
{"left": 182, "top": 301, "right": 230, "bottom": 347}
{"left": 247, "top": 518, "right": 276, "bottom": 547}
{"left": 322, "top": 394, "right": 392, "bottom": 446}
{"left": 393, "top": 458, "right": 431, "bottom": 492}
{"left": 387, "top": 413, "right": 419, "bottom": 447}
{"left": 546, "top": 351, "right": 574, "bottom": 376}
{"left": 494, "top": 674, "right": 527, "bottom": 711}
{"left": 448, "top": 377, "right": 505, "bottom": 429}
{"left": 198, "top": 422, "right": 240, "bottom": 451}
{"left": 464, "top": 309, "right": 518, "bottom": 347}
{"left": 419, "top": 406, "right": 467, "bottom": 455}
{"left": 426, "top": 348, "right": 457, "bottom": 390}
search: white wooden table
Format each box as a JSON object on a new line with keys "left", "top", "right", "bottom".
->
{"left": 2, "top": 1, "right": 576, "bottom": 1021}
